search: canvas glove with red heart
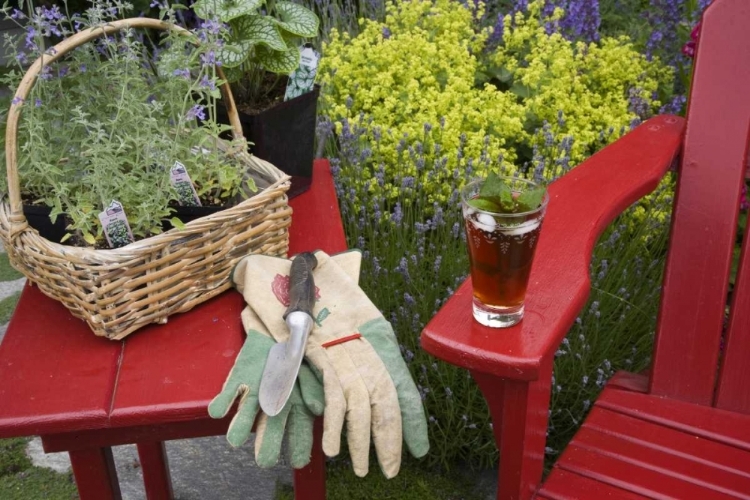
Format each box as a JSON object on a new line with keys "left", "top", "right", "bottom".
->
{"left": 232, "top": 250, "right": 429, "bottom": 478}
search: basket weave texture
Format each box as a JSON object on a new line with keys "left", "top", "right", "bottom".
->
{"left": 0, "top": 19, "right": 292, "bottom": 339}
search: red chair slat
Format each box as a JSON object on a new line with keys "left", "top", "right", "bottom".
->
{"left": 538, "top": 469, "right": 649, "bottom": 500}
{"left": 584, "top": 408, "right": 750, "bottom": 480}
{"left": 716, "top": 195, "right": 750, "bottom": 413}
{"left": 650, "top": 0, "right": 750, "bottom": 405}
{"left": 557, "top": 445, "right": 742, "bottom": 500}
{"left": 596, "top": 384, "right": 750, "bottom": 452}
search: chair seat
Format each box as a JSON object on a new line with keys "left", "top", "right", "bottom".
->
{"left": 537, "top": 373, "right": 750, "bottom": 500}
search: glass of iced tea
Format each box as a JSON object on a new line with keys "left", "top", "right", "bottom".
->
{"left": 461, "top": 174, "right": 549, "bottom": 328}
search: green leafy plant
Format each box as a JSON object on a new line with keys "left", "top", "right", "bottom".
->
{"left": 0, "top": 0, "right": 257, "bottom": 246}
{"left": 191, "top": 0, "right": 319, "bottom": 105}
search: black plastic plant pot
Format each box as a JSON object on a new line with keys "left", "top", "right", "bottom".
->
{"left": 23, "top": 205, "right": 68, "bottom": 244}
{"left": 217, "top": 85, "right": 320, "bottom": 199}
{"left": 161, "top": 204, "right": 224, "bottom": 231}
{"left": 23, "top": 204, "right": 225, "bottom": 244}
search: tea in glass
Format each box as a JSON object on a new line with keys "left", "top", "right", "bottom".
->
{"left": 461, "top": 175, "right": 548, "bottom": 328}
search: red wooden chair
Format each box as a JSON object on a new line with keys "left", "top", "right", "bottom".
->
{"left": 421, "top": 1, "right": 750, "bottom": 498}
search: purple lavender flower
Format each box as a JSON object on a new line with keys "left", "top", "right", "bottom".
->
{"left": 199, "top": 51, "right": 220, "bottom": 67}
{"left": 173, "top": 68, "right": 190, "bottom": 79}
{"left": 185, "top": 104, "right": 206, "bottom": 121}
{"left": 34, "top": 98, "right": 42, "bottom": 107}
{"left": 382, "top": 26, "right": 391, "bottom": 39}
{"left": 199, "top": 75, "right": 217, "bottom": 90}
{"left": 11, "top": 97, "right": 23, "bottom": 106}
{"left": 391, "top": 202, "right": 403, "bottom": 225}
{"left": 24, "top": 26, "right": 37, "bottom": 51}
{"left": 10, "top": 8, "right": 25, "bottom": 20}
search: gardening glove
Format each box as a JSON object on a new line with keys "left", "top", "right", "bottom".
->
{"left": 232, "top": 250, "right": 427, "bottom": 478}
{"left": 324, "top": 251, "right": 430, "bottom": 463}
{"left": 207, "top": 307, "right": 325, "bottom": 469}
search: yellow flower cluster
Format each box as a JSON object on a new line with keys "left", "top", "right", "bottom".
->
{"left": 319, "top": 0, "right": 673, "bottom": 205}
{"left": 493, "top": 1, "right": 673, "bottom": 164}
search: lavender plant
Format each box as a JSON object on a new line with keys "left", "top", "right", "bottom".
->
{"left": 0, "top": 0, "right": 255, "bottom": 246}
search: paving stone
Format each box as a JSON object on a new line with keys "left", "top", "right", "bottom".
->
{"left": 26, "top": 435, "right": 293, "bottom": 500}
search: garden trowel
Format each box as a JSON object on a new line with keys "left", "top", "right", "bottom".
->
{"left": 259, "top": 252, "right": 318, "bottom": 416}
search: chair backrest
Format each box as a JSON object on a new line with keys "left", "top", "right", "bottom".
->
{"left": 649, "top": 0, "right": 750, "bottom": 409}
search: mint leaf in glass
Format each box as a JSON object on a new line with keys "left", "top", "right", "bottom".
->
{"left": 467, "top": 198, "right": 502, "bottom": 212}
{"left": 471, "top": 173, "right": 546, "bottom": 214}
{"left": 516, "top": 186, "right": 546, "bottom": 212}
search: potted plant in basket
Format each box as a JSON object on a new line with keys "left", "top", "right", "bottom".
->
{"left": 190, "top": 0, "right": 321, "bottom": 197}
{"left": 0, "top": 1, "right": 282, "bottom": 247}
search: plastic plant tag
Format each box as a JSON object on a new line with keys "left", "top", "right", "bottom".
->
{"left": 284, "top": 45, "right": 319, "bottom": 101}
{"left": 99, "top": 200, "right": 134, "bottom": 248}
{"left": 170, "top": 161, "right": 202, "bottom": 207}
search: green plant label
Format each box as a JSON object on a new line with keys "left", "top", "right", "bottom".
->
{"left": 98, "top": 200, "right": 134, "bottom": 249}
{"left": 284, "top": 45, "right": 319, "bottom": 101}
{"left": 170, "top": 161, "right": 202, "bottom": 207}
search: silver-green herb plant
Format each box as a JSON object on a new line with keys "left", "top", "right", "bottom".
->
{"left": 0, "top": 0, "right": 256, "bottom": 246}
{"left": 190, "top": 0, "right": 319, "bottom": 104}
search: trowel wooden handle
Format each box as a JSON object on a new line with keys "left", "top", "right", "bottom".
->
{"left": 283, "top": 252, "right": 318, "bottom": 319}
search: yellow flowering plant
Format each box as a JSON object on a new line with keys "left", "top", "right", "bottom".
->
{"left": 319, "top": 0, "right": 674, "bottom": 204}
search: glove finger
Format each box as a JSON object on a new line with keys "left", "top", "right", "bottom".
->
{"left": 317, "top": 342, "right": 373, "bottom": 477}
{"left": 287, "top": 392, "right": 315, "bottom": 469}
{"left": 342, "top": 338, "right": 402, "bottom": 478}
{"left": 361, "top": 318, "right": 430, "bottom": 458}
{"left": 226, "top": 389, "right": 259, "bottom": 448}
{"left": 306, "top": 347, "right": 346, "bottom": 458}
{"left": 298, "top": 363, "right": 324, "bottom": 416}
{"left": 208, "top": 380, "right": 240, "bottom": 419}
{"left": 328, "top": 250, "right": 362, "bottom": 283}
{"left": 255, "top": 408, "right": 289, "bottom": 467}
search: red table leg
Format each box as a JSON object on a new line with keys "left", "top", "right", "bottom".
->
{"left": 293, "top": 417, "right": 326, "bottom": 499}
{"left": 137, "top": 441, "right": 174, "bottom": 500}
{"left": 69, "top": 447, "right": 122, "bottom": 500}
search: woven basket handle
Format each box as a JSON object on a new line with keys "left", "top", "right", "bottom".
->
{"left": 4, "top": 17, "right": 244, "bottom": 217}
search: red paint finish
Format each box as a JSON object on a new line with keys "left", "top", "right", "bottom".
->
{"left": 537, "top": 469, "right": 649, "bottom": 500}
{"left": 422, "top": 115, "right": 685, "bottom": 382}
{"left": 0, "top": 160, "right": 343, "bottom": 500}
{"left": 473, "top": 361, "right": 552, "bottom": 500}
{"left": 0, "top": 283, "right": 122, "bottom": 438}
{"left": 69, "top": 447, "right": 122, "bottom": 500}
{"left": 137, "top": 442, "right": 174, "bottom": 500}
{"left": 294, "top": 417, "right": 326, "bottom": 498}
{"left": 650, "top": 0, "right": 750, "bottom": 405}
{"left": 596, "top": 384, "right": 750, "bottom": 450}
{"left": 716, "top": 189, "right": 750, "bottom": 413}
{"left": 557, "top": 444, "right": 742, "bottom": 500}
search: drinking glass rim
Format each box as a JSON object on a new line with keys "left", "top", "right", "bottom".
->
{"left": 461, "top": 176, "right": 550, "bottom": 218}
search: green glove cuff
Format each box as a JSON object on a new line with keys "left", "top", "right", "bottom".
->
{"left": 360, "top": 317, "right": 430, "bottom": 459}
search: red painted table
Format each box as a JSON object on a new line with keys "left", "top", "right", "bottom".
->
{"left": 0, "top": 160, "right": 345, "bottom": 500}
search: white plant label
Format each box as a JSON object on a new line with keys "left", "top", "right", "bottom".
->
{"left": 170, "top": 161, "right": 202, "bottom": 207}
{"left": 284, "top": 46, "right": 319, "bottom": 101}
{"left": 99, "top": 200, "right": 134, "bottom": 248}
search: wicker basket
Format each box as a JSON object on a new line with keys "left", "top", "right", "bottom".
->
{"left": 0, "top": 19, "right": 292, "bottom": 340}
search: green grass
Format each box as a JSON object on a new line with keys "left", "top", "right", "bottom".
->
{"left": 0, "top": 438, "right": 77, "bottom": 500}
{"left": 0, "top": 253, "right": 23, "bottom": 282}
{"left": 275, "top": 457, "right": 491, "bottom": 500}
{"left": 0, "top": 292, "right": 21, "bottom": 324}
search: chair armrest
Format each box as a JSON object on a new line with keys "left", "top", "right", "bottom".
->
{"left": 421, "top": 115, "right": 685, "bottom": 381}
